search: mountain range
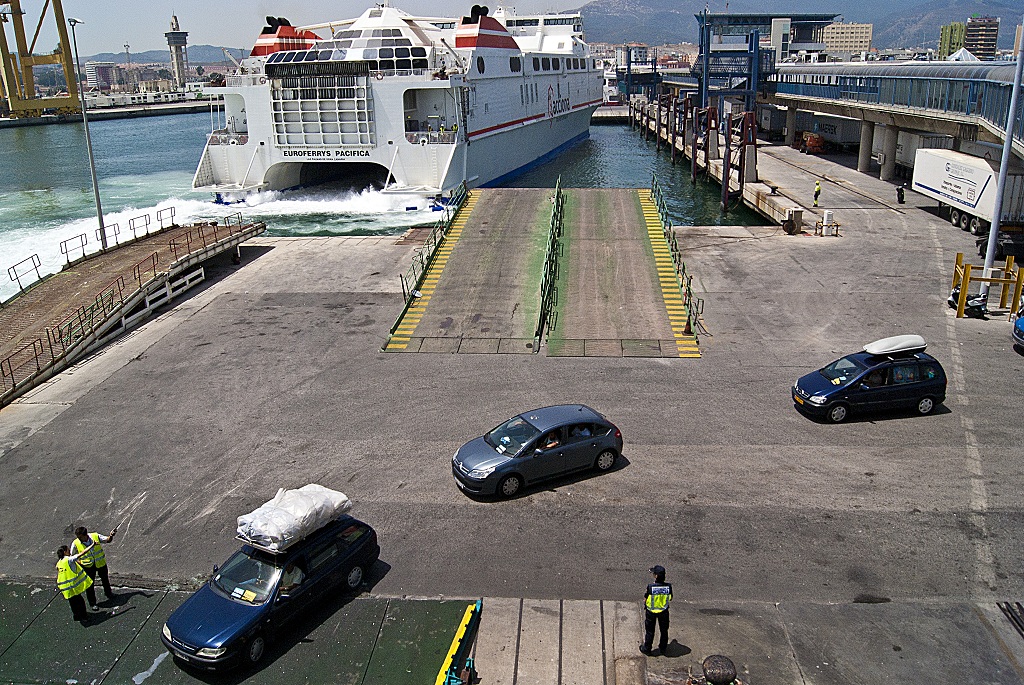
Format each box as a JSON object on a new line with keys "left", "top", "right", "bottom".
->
{"left": 84, "top": 45, "right": 249, "bottom": 65}
{"left": 577, "top": 0, "right": 1023, "bottom": 49}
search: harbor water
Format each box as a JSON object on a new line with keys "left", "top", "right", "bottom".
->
{"left": 0, "top": 112, "right": 766, "bottom": 302}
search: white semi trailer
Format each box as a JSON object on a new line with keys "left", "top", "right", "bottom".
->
{"left": 911, "top": 148, "right": 1024, "bottom": 235}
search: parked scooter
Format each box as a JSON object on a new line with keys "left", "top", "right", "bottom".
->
{"left": 948, "top": 286, "right": 988, "bottom": 317}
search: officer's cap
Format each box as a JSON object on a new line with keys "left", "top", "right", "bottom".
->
{"left": 650, "top": 565, "right": 666, "bottom": 575}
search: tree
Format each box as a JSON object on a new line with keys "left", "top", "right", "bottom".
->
{"left": 195, "top": 65, "right": 205, "bottom": 77}
{"left": 157, "top": 68, "right": 172, "bottom": 80}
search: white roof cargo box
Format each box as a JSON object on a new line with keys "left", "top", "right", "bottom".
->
{"left": 863, "top": 334, "right": 926, "bottom": 356}
{"left": 236, "top": 484, "right": 352, "bottom": 553}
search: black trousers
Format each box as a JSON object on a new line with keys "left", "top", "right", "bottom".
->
{"left": 643, "top": 609, "right": 669, "bottom": 653}
{"left": 67, "top": 593, "right": 88, "bottom": 622}
{"left": 85, "top": 565, "right": 112, "bottom": 598}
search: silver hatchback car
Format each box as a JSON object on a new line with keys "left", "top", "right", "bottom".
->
{"left": 451, "top": 404, "right": 623, "bottom": 498}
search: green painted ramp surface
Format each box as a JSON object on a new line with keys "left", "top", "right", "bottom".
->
{"left": 0, "top": 583, "right": 55, "bottom": 657}
{"left": 362, "top": 600, "right": 471, "bottom": 685}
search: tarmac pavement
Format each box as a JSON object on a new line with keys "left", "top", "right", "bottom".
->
{"left": 2, "top": 144, "right": 1024, "bottom": 683}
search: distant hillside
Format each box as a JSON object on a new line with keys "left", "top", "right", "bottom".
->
{"left": 84, "top": 45, "right": 249, "bottom": 65}
{"left": 578, "top": 0, "right": 1021, "bottom": 49}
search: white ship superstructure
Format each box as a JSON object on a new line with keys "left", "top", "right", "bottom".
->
{"left": 193, "top": 4, "right": 603, "bottom": 201}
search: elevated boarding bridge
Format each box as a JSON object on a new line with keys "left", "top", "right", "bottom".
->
{"left": 766, "top": 62, "right": 1024, "bottom": 180}
{"left": 1, "top": 212, "right": 266, "bottom": 407}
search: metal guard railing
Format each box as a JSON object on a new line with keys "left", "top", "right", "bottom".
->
{"left": 2, "top": 211, "right": 257, "bottom": 399}
{"left": 390, "top": 182, "right": 470, "bottom": 338}
{"left": 535, "top": 176, "right": 565, "bottom": 345}
{"left": 650, "top": 174, "right": 704, "bottom": 328}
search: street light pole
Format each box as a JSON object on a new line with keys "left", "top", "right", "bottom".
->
{"left": 67, "top": 18, "right": 108, "bottom": 250}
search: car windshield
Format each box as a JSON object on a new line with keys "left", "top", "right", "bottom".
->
{"left": 211, "top": 551, "right": 281, "bottom": 605}
{"left": 818, "top": 355, "right": 867, "bottom": 384}
{"left": 484, "top": 416, "right": 541, "bottom": 456}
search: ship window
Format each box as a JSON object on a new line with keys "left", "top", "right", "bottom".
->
{"left": 379, "top": 59, "right": 395, "bottom": 70}
{"left": 412, "top": 47, "right": 427, "bottom": 57}
{"left": 337, "top": 40, "right": 352, "bottom": 49}
{"left": 542, "top": 57, "right": 550, "bottom": 70}
{"left": 364, "top": 49, "right": 378, "bottom": 59}
{"left": 396, "top": 59, "right": 411, "bottom": 69}
{"left": 395, "top": 47, "right": 410, "bottom": 58}
{"left": 533, "top": 57, "right": 540, "bottom": 71}
{"left": 379, "top": 48, "right": 394, "bottom": 58}
{"left": 574, "top": 58, "right": 580, "bottom": 69}
{"left": 368, "top": 39, "right": 381, "bottom": 48}
{"left": 552, "top": 58, "right": 560, "bottom": 70}
{"left": 318, "top": 50, "right": 333, "bottom": 60}
{"left": 372, "top": 29, "right": 382, "bottom": 37}
{"left": 520, "top": 84, "right": 524, "bottom": 103}
{"left": 267, "top": 53, "right": 281, "bottom": 63}
{"left": 281, "top": 52, "right": 296, "bottom": 63}
{"left": 510, "top": 56, "right": 522, "bottom": 72}
{"left": 305, "top": 52, "right": 320, "bottom": 62}
{"left": 412, "top": 59, "right": 428, "bottom": 69}
{"left": 477, "top": 56, "right": 485, "bottom": 74}
{"left": 366, "top": 60, "right": 378, "bottom": 70}
{"left": 331, "top": 49, "right": 347, "bottom": 60}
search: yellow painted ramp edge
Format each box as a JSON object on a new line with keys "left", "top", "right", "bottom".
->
{"left": 384, "top": 191, "right": 479, "bottom": 351}
{"left": 637, "top": 190, "right": 700, "bottom": 358}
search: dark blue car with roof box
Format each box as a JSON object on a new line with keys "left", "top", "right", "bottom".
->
{"left": 161, "top": 515, "right": 379, "bottom": 670}
{"left": 792, "top": 335, "right": 947, "bottom": 423}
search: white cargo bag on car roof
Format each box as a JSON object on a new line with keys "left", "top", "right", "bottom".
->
{"left": 236, "top": 484, "right": 352, "bottom": 553}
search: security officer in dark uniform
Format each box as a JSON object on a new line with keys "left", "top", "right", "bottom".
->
{"left": 640, "top": 564, "right": 672, "bottom": 655}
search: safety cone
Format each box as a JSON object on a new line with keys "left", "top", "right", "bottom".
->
{"left": 684, "top": 312, "right": 692, "bottom": 335}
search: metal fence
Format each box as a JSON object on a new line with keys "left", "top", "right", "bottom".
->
{"left": 396, "top": 183, "right": 469, "bottom": 307}
{"left": 650, "top": 174, "right": 704, "bottom": 330}
{"left": 535, "top": 176, "right": 565, "bottom": 345}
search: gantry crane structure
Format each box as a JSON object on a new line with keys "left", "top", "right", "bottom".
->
{"left": 0, "top": 0, "right": 79, "bottom": 118}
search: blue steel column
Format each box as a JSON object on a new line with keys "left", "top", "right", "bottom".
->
{"left": 699, "top": 10, "right": 710, "bottom": 108}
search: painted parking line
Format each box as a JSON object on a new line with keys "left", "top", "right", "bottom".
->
{"left": 384, "top": 192, "right": 479, "bottom": 351}
{"left": 637, "top": 190, "right": 700, "bottom": 358}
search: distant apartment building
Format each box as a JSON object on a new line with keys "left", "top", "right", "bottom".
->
{"left": 84, "top": 62, "right": 117, "bottom": 92}
{"left": 939, "top": 22, "right": 966, "bottom": 59}
{"left": 964, "top": 16, "right": 999, "bottom": 60}
{"left": 616, "top": 43, "right": 650, "bottom": 68}
{"left": 822, "top": 22, "right": 872, "bottom": 53}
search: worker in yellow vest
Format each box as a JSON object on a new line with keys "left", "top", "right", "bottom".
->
{"left": 640, "top": 564, "right": 672, "bottom": 655}
{"left": 56, "top": 542, "right": 96, "bottom": 623}
{"left": 73, "top": 525, "right": 117, "bottom": 600}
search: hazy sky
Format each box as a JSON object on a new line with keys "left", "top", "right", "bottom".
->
{"left": 35, "top": 0, "right": 580, "bottom": 55}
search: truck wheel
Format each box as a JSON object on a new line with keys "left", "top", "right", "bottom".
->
{"left": 969, "top": 217, "right": 985, "bottom": 235}
{"left": 949, "top": 209, "right": 961, "bottom": 226}
{"left": 959, "top": 213, "right": 971, "bottom": 231}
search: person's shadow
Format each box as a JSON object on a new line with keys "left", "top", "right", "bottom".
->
{"left": 661, "top": 640, "right": 691, "bottom": 658}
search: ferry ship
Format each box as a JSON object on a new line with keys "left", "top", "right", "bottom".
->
{"left": 193, "top": 4, "right": 603, "bottom": 202}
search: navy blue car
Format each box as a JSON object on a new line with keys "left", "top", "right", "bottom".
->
{"left": 161, "top": 516, "right": 379, "bottom": 670}
{"left": 1013, "top": 303, "right": 1024, "bottom": 351}
{"left": 792, "top": 335, "right": 947, "bottom": 423}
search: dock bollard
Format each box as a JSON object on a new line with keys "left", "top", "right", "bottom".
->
{"left": 701, "top": 655, "right": 738, "bottom": 684}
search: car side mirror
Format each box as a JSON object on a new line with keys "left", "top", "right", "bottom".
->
{"left": 534, "top": 448, "right": 544, "bottom": 456}
{"left": 212, "top": 565, "right": 219, "bottom": 574}
{"left": 278, "top": 592, "right": 291, "bottom": 602}
{"left": 859, "top": 383, "right": 870, "bottom": 390}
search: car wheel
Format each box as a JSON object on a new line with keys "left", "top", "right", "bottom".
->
{"left": 346, "top": 564, "right": 364, "bottom": 590}
{"left": 916, "top": 397, "right": 935, "bottom": 415}
{"left": 498, "top": 474, "right": 523, "bottom": 498}
{"left": 594, "top": 450, "right": 617, "bottom": 472}
{"left": 949, "top": 208, "right": 960, "bottom": 226}
{"left": 959, "top": 212, "right": 971, "bottom": 231}
{"left": 247, "top": 633, "right": 266, "bottom": 664}
{"left": 827, "top": 403, "right": 849, "bottom": 423}
{"left": 969, "top": 216, "right": 985, "bottom": 235}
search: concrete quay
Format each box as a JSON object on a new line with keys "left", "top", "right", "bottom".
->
{"left": 2, "top": 144, "right": 1024, "bottom": 684}
{"left": 0, "top": 101, "right": 215, "bottom": 129}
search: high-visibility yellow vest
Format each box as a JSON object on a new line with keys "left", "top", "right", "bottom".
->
{"left": 645, "top": 582, "right": 672, "bottom": 613}
{"left": 72, "top": 533, "right": 106, "bottom": 568}
{"left": 56, "top": 557, "right": 93, "bottom": 599}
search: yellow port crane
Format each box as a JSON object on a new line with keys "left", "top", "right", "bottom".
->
{"left": 0, "top": 0, "right": 79, "bottom": 118}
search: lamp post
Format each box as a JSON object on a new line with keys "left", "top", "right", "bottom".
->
{"left": 67, "top": 17, "right": 108, "bottom": 250}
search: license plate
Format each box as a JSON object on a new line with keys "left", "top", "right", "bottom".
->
{"left": 173, "top": 649, "right": 190, "bottom": 662}
{"left": 794, "top": 395, "right": 804, "bottom": 405}
{"left": 454, "top": 478, "right": 468, "bottom": 490}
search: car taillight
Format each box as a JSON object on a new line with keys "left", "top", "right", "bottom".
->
{"left": 614, "top": 428, "right": 621, "bottom": 439}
